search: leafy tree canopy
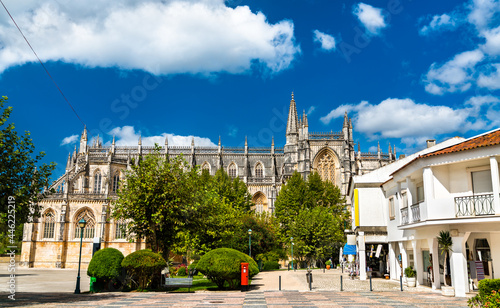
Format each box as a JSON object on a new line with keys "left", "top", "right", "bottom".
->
{"left": 0, "top": 96, "right": 55, "bottom": 233}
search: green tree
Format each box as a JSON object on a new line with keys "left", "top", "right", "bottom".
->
{"left": 0, "top": 96, "right": 55, "bottom": 237}
{"left": 275, "top": 171, "right": 348, "bottom": 265}
{"left": 437, "top": 230, "right": 453, "bottom": 286}
{"left": 171, "top": 168, "right": 252, "bottom": 258}
{"left": 112, "top": 147, "right": 199, "bottom": 260}
{"left": 274, "top": 172, "right": 307, "bottom": 241}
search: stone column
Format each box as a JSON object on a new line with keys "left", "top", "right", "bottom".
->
{"left": 428, "top": 237, "right": 441, "bottom": 289}
{"left": 451, "top": 232, "right": 470, "bottom": 297}
{"left": 412, "top": 240, "right": 423, "bottom": 286}
{"left": 490, "top": 156, "right": 500, "bottom": 215}
{"left": 422, "top": 167, "right": 434, "bottom": 221}
{"left": 358, "top": 232, "right": 366, "bottom": 280}
{"left": 389, "top": 242, "right": 397, "bottom": 280}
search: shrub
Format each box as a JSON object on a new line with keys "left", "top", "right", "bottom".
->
{"left": 479, "top": 279, "right": 500, "bottom": 299}
{"left": 404, "top": 266, "right": 416, "bottom": 278}
{"left": 87, "top": 248, "right": 124, "bottom": 290}
{"left": 325, "top": 260, "right": 332, "bottom": 266}
{"left": 121, "top": 249, "right": 167, "bottom": 289}
{"left": 262, "top": 261, "right": 280, "bottom": 271}
{"left": 176, "top": 264, "right": 187, "bottom": 276}
{"left": 469, "top": 279, "right": 500, "bottom": 307}
{"left": 196, "top": 248, "right": 258, "bottom": 289}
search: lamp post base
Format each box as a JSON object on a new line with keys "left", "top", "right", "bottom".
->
{"left": 74, "top": 276, "right": 81, "bottom": 294}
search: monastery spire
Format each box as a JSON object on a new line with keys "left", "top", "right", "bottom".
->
{"left": 286, "top": 92, "right": 299, "bottom": 136}
{"left": 343, "top": 111, "right": 349, "bottom": 127}
{"left": 138, "top": 135, "right": 142, "bottom": 145}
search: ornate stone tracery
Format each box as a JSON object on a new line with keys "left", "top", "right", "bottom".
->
{"left": 74, "top": 208, "right": 96, "bottom": 239}
{"left": 313, "top": 149, "right": 337, "bottom": 184}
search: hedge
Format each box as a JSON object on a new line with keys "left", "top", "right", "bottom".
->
{"left": 87, "top": 248, "right": 124, "bottom": 284}
{"left": 262, "top": 261, "right": 280, "bottom": 271}
{"left": 196, "top": 248, "right": 258, "bottom": 289}
{"left": 121, "top": 249, "right": 167, "bottom": 289}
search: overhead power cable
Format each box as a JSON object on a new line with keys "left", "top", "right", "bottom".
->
{"left": 0, "top": 0, "right": 86, "bottom": 127}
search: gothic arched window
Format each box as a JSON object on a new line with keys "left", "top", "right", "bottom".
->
{"left": 255, "top": 163, "right": 263, "bottom": 178}
{"left": 228, "top": 163, "right": 237, "bottom": 178}
{"left": 202, "top": 162, "right": 210, "bottom": 174}
{"left": 112, "top": 173, "right": 120, "bottom": 193}
{"left": 252, "top": 192, "right": 267, "bottom": 213}
{"left": 316, "top": 151, "right": 335, "bottom": 183}
{"left": 74, "top": 208, "right": 96, "bottom": 239}
{"left": 115, "top": 218, "right": 126, "bottom": 240}
{"left": 43, "top": 210, "right": 56, "bottom": 239}
{"left": 93, "top": 170, "right": 102, "bottom": 194}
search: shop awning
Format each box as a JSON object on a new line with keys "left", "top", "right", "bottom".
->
{"left": 343, "top": 244, "right": 357, "bottom": 255}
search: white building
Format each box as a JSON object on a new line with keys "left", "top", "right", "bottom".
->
{"left": 349, "top": 129, "right": 500, "bottom": 297}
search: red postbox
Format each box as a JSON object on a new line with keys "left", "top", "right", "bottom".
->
{"left": 241, "top": 262, "right": 249, "bottom": 291}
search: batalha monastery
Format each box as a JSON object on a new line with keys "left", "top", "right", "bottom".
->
{"left": 21, "top": 93, "right": 397, "bottom": 269}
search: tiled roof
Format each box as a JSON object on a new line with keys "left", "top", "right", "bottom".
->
{"left": 422, "top": 128, "right": 500, "bottom": 158}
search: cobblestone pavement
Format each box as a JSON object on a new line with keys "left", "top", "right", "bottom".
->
{"left": 0, "top": 267, "right": 472, "bottom": 307}
{"left": 0, "top": 290, "right": 469, "bottom": 307}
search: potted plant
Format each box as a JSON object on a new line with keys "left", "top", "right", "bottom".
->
{"left": 325, "top": 260, "right": 332, "bottom": 270}
{"left": 405, "top": 266, "right": 417, "bottom": 287}
{"left": 437, "top": 230, "right": 454, "bottom": 296}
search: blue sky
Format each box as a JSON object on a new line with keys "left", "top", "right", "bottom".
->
{"left": 1, "top": 0, "right": 500, "bottom": 178}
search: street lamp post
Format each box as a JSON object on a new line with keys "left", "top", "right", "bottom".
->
{"left": 291, "top": 237, "right": 294, "bottom": 271}
{"left": 248, "top": 229, "right": 252, "bottom": 257}
{"left": 74, "top": 218, "right": 87, "bottom": 294}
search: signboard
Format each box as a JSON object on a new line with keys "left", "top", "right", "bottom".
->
{"left": 375, "top": 245, "right": 382, "bottom": 258}
{"left": 475, "top": 261, "right": 485, "bottom": 281}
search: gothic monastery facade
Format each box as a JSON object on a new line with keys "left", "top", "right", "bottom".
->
{"left": 21, "top": 94, "right": 397, "bottom": 268}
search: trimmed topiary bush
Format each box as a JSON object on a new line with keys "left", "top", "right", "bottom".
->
{"left": 176, "top": 264, "right": 187, "bottom": 276}
{"left": 262, "top": 261, "right": 280, "bottom": 271}
{"left": 121, "top": 249, "right": 167, "bottom": 289}
{"left": 87, "top": 248, "right": 124, "bottom": 290}
{"left": 196, "top": 248, "right": 258, "bottom": 289}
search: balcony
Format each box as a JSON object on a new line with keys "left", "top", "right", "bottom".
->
{"left": 400, "top": 207, "right": 409, "bottom": 225}
{"left": 410, "top": 202, "right": 421, "bottom": 223}
{"left": 455, "top": 194, "right": 495, "bottom": 217}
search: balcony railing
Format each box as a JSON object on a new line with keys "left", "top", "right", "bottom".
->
{"left": 401, "top": 207, "right": 409, "bottom": 225}
{"left": 410, "top": 202, "right": 421, "bottom": 223}
{"left": 455, "top": 194, "right": 495, "bottom": 217}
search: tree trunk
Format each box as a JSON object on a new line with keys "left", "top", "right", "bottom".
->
{"left": 443, "top": 251, "right": 448, "bottom": 287}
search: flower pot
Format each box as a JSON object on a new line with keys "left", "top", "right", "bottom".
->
{"left": 326, "top": 265, "right": 331, "bottom": 270}
{"left": 407, "top": 277, "right": 416, "bottom": 287}
{"left": 442, "top": 286, "right": 455, "bottom": 297}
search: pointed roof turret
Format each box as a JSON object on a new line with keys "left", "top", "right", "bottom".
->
{"left": 218, "top": 135, "right": 221, "bottom": 147}
{"left": 245, "top": 136, "right": 248, "bottom": 147}
{"left": 389, "top": 142, "right": 393, "bottom": 154}
{"left": 286, "top": 92, "right": 299, "bottom": 135}
{"left": 66, "top": 153, "right": 71, "bottom": 169}
{"left": 272, "top": 136, "right": 275, "bottom": 147}
{"left": 343, "top": 111, "right": 349, "bottom": 127}
{"left": 377, "top": 141, "right": 381, "bottom": 153}
{"left": 112, "top": 135, "right": 116, "bottom": 145}
{"left": 191, "top": 136, "right": 195, "bottom": 147}
{"left": 164, "top": 135, "right": 168, "bottom": 146}
{"left": 357, "top": 142, "right": 360, "bottom": 152}
{"left": 81, "top": 125, "right": 87, "bottom": 140}
{"left": 138, "top": 135, "right": 142, "bottom": 145}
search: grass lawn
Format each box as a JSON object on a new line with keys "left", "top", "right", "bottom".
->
{"left": 166, "top": 275, "right": 218, "bottom": 292}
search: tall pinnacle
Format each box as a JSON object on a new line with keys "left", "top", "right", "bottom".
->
{"left": 286, "top": 92, "right": 299, "bottom": 135}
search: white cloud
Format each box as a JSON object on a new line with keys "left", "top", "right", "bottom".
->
{"left": 306, "top": 106, "right": 316, "bottom": 116}
{"left": 60, "top": 134, "right": 78, "bottom": 146}
{"left": 0, "top": 0, "right": 300, "bottom": 75}
{"left": 313, "top": 30, "right": 336, "bottom": 51}
{"left": 353, "top": 3, "right": 387, "bottom": 36}
{"left": 480, "top": 25, "right": 500, "bottom": 55}
{"left": 478, "top": 63, "right": 500, "bottom": 89}
{"left": 423, "top": 49, "right": 484, "bottom": 95}
{"left": 419, "top": 13, "right": 457, "bottom": 35}
{"left": 468, "top": 0, "right": 500, "bottom": 30}
{"left": 108, "top": 126, "right": 216, "bottom": 147}
{"left": 320, "top": 97, "right": 498, "bottom": 145}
